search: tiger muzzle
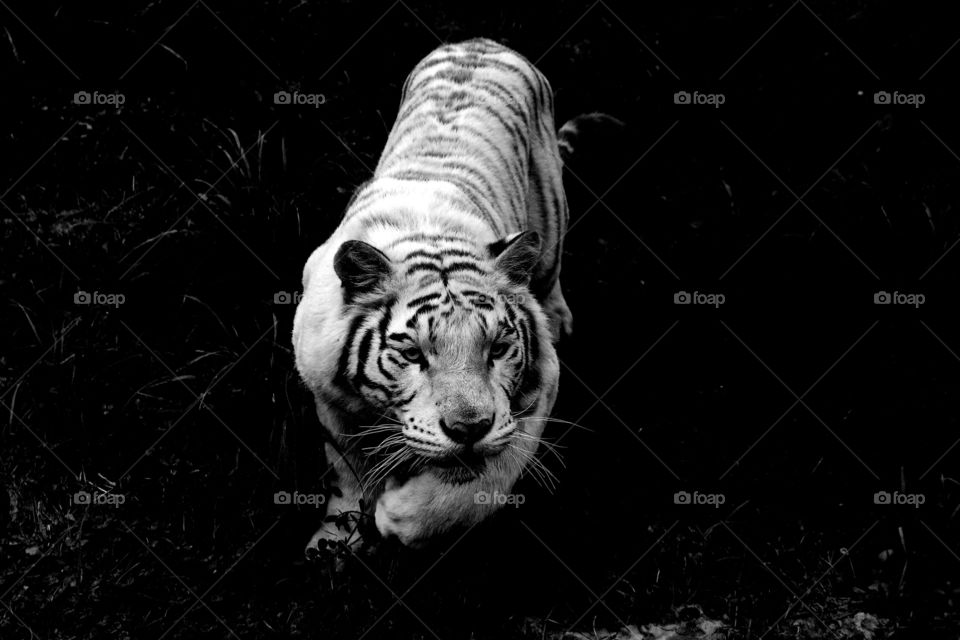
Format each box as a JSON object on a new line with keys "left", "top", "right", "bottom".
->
{"left": 440, "top": 416, "right": 493, "bottom": 445}
{"left": 432, "top": 368, "right": 498, "bottom": 450}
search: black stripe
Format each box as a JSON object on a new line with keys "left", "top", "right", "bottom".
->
{"left": 402, "top": 250, "right": 442, "bottom": 262}
{"left": 385, "top": 353, "right": 404, "bottom": 368}
{"left": 377, "top": 352, "right": 396, "bottom": 382}
{"left": 441, "top": 160, "right": 509, "bottom": 212}
{"left": 503, "top": 301, "right": 526, "bottom": 372}
{"left": 409, "top": 303, "right": 439, "bottom": 324}
{"left": 355, "top": 326, "right": 375, "bottom": 374}
{"left": 378, "top": 303, "right": 394, "bottom": 355}
{"left": 392, "top": 392, "right": 416, "bottom": 408}
{"left": 407, "top": 292, "right": 442, "bottom": 307}
{"left": 474, "top": 77, "right": 532, "bottom": 130}
{"left": 479, "top": 107, "right": 526, "bottom": 162}
{"left": 334, "top": 313, "right": 367, "bottom": 391}
{"left": 515, "top": 303, "right": 542, "bottom": 397}
{"left": 439, "top": 248, "right": 484, "bottom": 260}
{"left": 458, "top": 123, "right": 526, "bottom": 211}
{"left": 354, "top": 325, "right": 392, "bottom": 397}
{"left": 442, "top": 261, "right": 487, "bottom": 275}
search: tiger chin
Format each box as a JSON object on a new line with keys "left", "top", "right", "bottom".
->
{"left": 292, "top": 38, "right": 576, "bottom": 554}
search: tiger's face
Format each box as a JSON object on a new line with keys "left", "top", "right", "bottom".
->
{"left": 386, "top": 285, "right": 530, "bottom": 461}
{"left": 332, "top": 230, "right": 547, "bottom": 480}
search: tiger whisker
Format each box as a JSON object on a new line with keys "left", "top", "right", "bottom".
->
{"left": 510, "top": 396, "right": 540, "bottom": 419}
{"left": 514, "top": 429, "right": 567, "bottom": 450}
{"left": 360, "top": 437, "right": 405, "bottom": 474}
{"left": 514, "top": 430, "right": 566, "bottom": 467}
{"left": 529, "top": 455, "right": 559, "bottom": 492}
{"left": 515, "top": 429, "right": 564, "bottom": 447}
{"left": 350, "top": 427, "right": 401, "bottom": 437}
{"left": 361, "top": 433, "right": 407, "bottom": 455}
{"left": 373, "top": 448, "right": 413, "bottom": 490}
{"left": 360, "top": 456, "right": 396, "bottom": 494}
{"left": 507, "top": 443, "right": 558, "bottom": 493}
{"left": 340, "top": 425, "right": 403, "bottom": 439}
{"left": 516, "top": 416, "right": 592, "bottom": 432}
{"left": 362, "top": 445, "right": 412, "bottom": 492}
{"left": 511, "top": 434, "right": 562, "bottom": 484}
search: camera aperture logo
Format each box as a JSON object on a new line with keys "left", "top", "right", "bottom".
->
{"left": 474, "top": 490, "right": 525, "bottom": 507}
{"left": 273, "top": 291, "right": 303, "bottom": 305}
{"left": 873, "top": 490, "right": 924, "bottom": 508}
{"left": 873, "top": 91, "right": 925, "bottom": 108}
{"left": 674, "top": 490, "right": 725, "bottom": 508}
{"left": 72, "top": 490, "right": 125, "bottom": 507}
{"left": 274, "top": 90, "right": 327, "bottom": 108}
{"left": 873, "top": 291, "right": 924, "bottom": 308}
{"left": 274, "top": 490, "right": 325, "bottom": 507}
{"left": 674, "top": 290, "right": 725, "bottom": 308}
{"left": 674, "top": 90, "right": 725, "bottom": 108}
{"left": 74, "top": 290, "right": 126, "bottom": 307}
{"left": 73, "top": 90, "right": 126, "bottom": 106}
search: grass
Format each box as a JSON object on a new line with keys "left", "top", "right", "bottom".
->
{"left": 2, "top": 1, "right": 960, "bottom": 638}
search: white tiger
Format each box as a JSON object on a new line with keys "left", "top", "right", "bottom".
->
{"left": 293, "top": 38, "right": 575, "bottom": 550}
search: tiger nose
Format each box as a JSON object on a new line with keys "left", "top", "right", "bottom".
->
{"left": 441, "top": 417, "right": 493, "bottom": 444}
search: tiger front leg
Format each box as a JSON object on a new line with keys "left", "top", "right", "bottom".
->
{"left": 374, "top": 470, "right": 511, "bottom": 547}
{"left": 305, "top": 442, "right": 368, "bottom": 556}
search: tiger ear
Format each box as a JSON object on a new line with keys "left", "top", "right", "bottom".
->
{"left": 334, "top": 240, "right": 392, "bottom": 300}
{"left": 489, "top": 230, "right": 541, "bottom": 286}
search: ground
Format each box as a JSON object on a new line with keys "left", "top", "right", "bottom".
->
{"left": 1, "top": 1, "right": 959, "bottom": 638}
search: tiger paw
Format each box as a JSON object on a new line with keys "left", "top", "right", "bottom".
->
{"left": 305, "top": 518, "right": 380, "bottom": 573}
{"left": 374, "top": 474, "right": 444, "bottom": 548}
{"left": 305, "top": 523, "right": 353, "bottom": 555}
{"left": 305, "top": 507, "right": 368, "bottom": 560}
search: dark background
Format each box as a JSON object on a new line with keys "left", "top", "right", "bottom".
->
{"left": 1, "top": 1, "right": 959, "bottom": 638}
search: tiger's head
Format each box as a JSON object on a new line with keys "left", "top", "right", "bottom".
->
{"left": 329, "top": 230, "right": 552, "bottom": 482}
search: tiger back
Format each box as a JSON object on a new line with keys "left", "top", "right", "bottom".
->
{"left": 343, "top": 37, "right": 571, "bottom": 325}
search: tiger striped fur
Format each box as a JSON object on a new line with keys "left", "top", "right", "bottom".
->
{"left": 293, "top": 38, "right": 574, "bottom": 550}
